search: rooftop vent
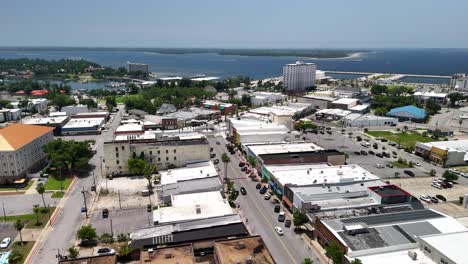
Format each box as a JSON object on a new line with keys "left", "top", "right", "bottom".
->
{"left": 236, "top": 241, "right": 246, "bottom": 249}
{"left": 407, "top": 250, "right": 418, "bottom": 260}
{"left": 195, "top": 205, "right": 201, "bottom": 214}
{"left": 164, "top": 252, "right": 172, "bottom": 259}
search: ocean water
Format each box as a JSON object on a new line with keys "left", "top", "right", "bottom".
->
{"left": 0, "top": 48, "right": 468, "bottom": 80}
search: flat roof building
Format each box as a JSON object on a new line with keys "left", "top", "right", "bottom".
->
{"left": 214, "top": 236, "right": 275, "bottom": 264}
{"left": 61, "top": 117, "right": 105, "bottom": 136}
{"left": 331, "top": 98, "right": 360, "bottom": 110}
{"left": 140, "top": 245, "right": 195, "bottom": 264}
{"left": 344, "top": 114, "right": 398, "bottom": 127}
{"left": 416, "top": 140, "right": 468, "bottom": 166}
{"left": 23, "top": 116, "right": 70, "bottom": 135}
{"left": 61, "top": 104, "right": 88, "bottom": 115}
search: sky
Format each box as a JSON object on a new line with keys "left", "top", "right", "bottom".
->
{"left": 1, "top": 0, "right": 468, "bottom": 49}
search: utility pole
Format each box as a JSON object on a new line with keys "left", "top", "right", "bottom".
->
{"left": 118, "top": 191, "right": 122, "bottom": 209}
{"left": 81, "top": 187, "right": 88, "bottom": 218}
{"left": 2, "top": 203, "right": 6, "bottom": 220}
{"left": 110, "top": 219, "right": 114, "bottom": 238}
{"left": 60, "top": 166, "right": 63, "bottom": 193}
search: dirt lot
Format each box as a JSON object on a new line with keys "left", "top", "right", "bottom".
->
{"left": 94, "top": 176, "right": 158, "bottom": 210}
{"left": 389, "top": 177, "right": 468, "bottom": 218}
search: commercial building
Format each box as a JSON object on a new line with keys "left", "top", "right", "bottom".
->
{"left": 283, "top": 61, "right": 316, "bottom": 92}
{"left": 103, "top": 133, "right": 210, "bottom": 175}
{"left": 249, "top": 91, "right": 287, "bottom": 106}
{"left": 157, "top": 103, "right": 177, "bottom": 115}
{"left": 344, "top": 114, "right": 398, "bottom": 127}
{"left": 331, "top": 98, "right": 360, "bottom": 110}
{"left": 71, "top": 111, "right": 109, "bottom": 120}
{"left": 334, "top": 86, "right": 362, "bottom": 98}
{"left": 61, "top": 104, "right": 88, "bottom": 115}
{"left": 416, "top": 140, "right": 468, "bottom": 166}
{"left": 23, "top": 116, "right": 70, "bottom": 135}
{"left": 349, "top": 104, "right": 370, "bottom": 114}
{"left": 11, "top": 98, "right": 48, "bottom": 113}
{"left": 315, "top": 108, "right": 351, "bottom": 121}
{"left": 140, "top": 245, "right": 195, "bottom": 264}
{"left": 298, "top": 95, "right": 336, "bottom": 110}
{"left": 0, "top": 109, "right": 21, "bottom": 123}
{"left": 248, "top": 102, "right": 313, "bottom": 119}
{"left": 227, "top": 118, "right": 293, "bottom": 146}
{"left": 58, "top": 254, "right": 116, "bottom": 264}
{"left": 413, "top": 91, "right": 448, "bottom": 104}
{"left": 159, "top": 161, "right": 222, "bottom": 203}
{"left": 387, "top": 105, "right": 426, "bottom": 122}
{"left": 262, "top": 163, "right": 379, "bottom": 197}
{"left": 451, "top": 73, "right": 468, "bottom": 91}
{"left": 315, "top": 209, "right": 468, "bottom": 264}
{"left": 61, "top": 117, "right": 105, "bottom": 136}
{"left": 128, "top": 62, "right": 149, "bottom": 73}
{"left": 214, "top": 236, "right": 275, "bottom": 264}
{"left": 203, "top": 100, "right": 237, "bottom": 115}
{"left": 0, "top": 124, "right": 54, "bottom": 183}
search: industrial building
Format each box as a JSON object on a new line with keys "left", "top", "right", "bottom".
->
{"left": 61, "top": 117, "right": 105, "bottom": 136}
{"left": 61, "top": 104, "right": 89, "bottom": 115}
{"left": 283, "top": 61, "right": 316, "bottom": 92}
{"left": 297, "top": 95, "right": 336, "bottom": 109}
{"left": 387, "top": 105, "right": 426, "bottom": 122}
{"left": 315, "top": 209, "right": 468, "bottom": 264}
{"left": 159, "top": 161, "right": 222, "bottom": 203}
{"left": 344, "top": 114, "right": 398, "bottom": 127}
{"left": 334, "top": 86, "right": 362, "bottom": 98}
{"left": 315, "top": 108, "right": 351, "bottom": 121}
{"left": 249, "top": 91, "right": 287, "bottom": 106}
{"left": 0, "top": 124, "right": 54, "bottom": 183}
{"left": 331, "top": 98, "right": 360, "bottom": 110}
{"left": 415, "top": 140, "right": 468, "bottom": 166}
{"left": 103, "top": 132, "right": 210, "bottom": 175}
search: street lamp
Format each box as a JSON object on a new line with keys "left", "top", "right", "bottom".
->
{"left": 81, "top": 187, "right": 88, "bottom": 218}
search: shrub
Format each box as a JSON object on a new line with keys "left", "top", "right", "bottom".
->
{"left": 99, "top": 233, "right": 114, "bottom": 243}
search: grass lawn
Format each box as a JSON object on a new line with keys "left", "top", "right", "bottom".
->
{"left": 8, "top": 241, "right": 35, "bottom": 264}
{"left": 391, "top": 161, "right": 411, "bottom": 168}
{"left": 0, "top": 207, "right": 55, "bottom": 229}
{"left": 0, "top": 180, "right": 34, "bottom": 191}
{"left": 51, "top": 191, "right": 65, "bottom": 198}
{"left": 44, "top": 176, "right": 73, "bottom": 191}
{"left": 116, "top": 96, "right": 126, "bottom": 104}
{"left": 366, "top": 131, "right": 433, "bottom": 148}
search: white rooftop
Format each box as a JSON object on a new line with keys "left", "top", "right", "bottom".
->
{"left": 160, "top": 161, "right": 218, "bottom": 185}
{"left": 115, "top": 123, "right": 143, "bottom": 133}
{"left": 49, "top": 112, "right": 67, "bottom": 117}
{"left": 265, "top": 164, "right": 379, "bottom": 186}
{"left": 191, "top": 76, "right": 219, "bottom": 81}
{"left": 332, "top": 98, "right": 360, "bottom": 105}
{"left": 152, "top": 191, "right": 233, "bottom": 224}
{"left": 248, "top": 142, "right": 323, "bottom": 156}
{"left": 419, "top": 231, "right": 468, "bottom": 264}
{"left": 62, "top": 118, "right": 105, "bottom": 129}
{"left": 349, "top": 104, "right": 370, "bottom": 111}
{"left": 356, "top": 248, "right": 435, "bottom": 264}
{"left": 316, "top": 108, "right": 351, "bottom": 117}
{"left": 419, "top": 140, "right": 468, "bottom": 152}
{"left": 413, "top": 91, "right": 448, "bottom": 98}
{"left": 23, "top": 116, "right": 68, "bottom": 125}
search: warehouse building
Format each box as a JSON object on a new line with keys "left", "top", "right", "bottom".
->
{"left": 23, "top": 116, "right": 70, "bottom": 135}
{"left": 331, "top": 98, "right": 360, "bottom": 110}
{"left": 61, "top": 117, "right": 105, "bottom": 136}
{"left": 297, "top": 95, "right": 336, "bottom": 110}
{"left": 344, "top": 114, "right": 398, "bottom": 127}
{"left": 415, "top": 140, "right": 468, "bottom": 166}
{"left": 387, "top": 105, "right": 426, "bottom": 122}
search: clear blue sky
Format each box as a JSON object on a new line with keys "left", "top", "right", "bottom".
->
{"left": 1, "top": 0, "right": 467, "bottom": 49}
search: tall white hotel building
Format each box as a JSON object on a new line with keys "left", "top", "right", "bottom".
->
{"left": 283, "top": 61, "right": 316, "bottom": 93}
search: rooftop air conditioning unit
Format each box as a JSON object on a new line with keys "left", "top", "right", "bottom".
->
{"left": 407, "top": 250, "right": 417, "bottom": 260}
{"left": 165, "top": 252, "right": 172, "bottom": 259}
{"left": 236, "top": 241, "right": 246, "bottom": 249}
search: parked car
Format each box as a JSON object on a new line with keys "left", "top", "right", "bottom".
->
{"left": 213, "top": 159, "right": 219, "bottom": 165}
{"left": 285, "top": 219, "right": 292, "bottom": 228}
{"left": 354, "top": 151, "right": 361, "bottom": 155}
{"left": 361, "top": 142, "right": 370, "bottom": 148}
{"left": 404, "top": 170, "right": 415, "bottom": 177}
{"left": 264, "top": 193, "right": 271, "bottom": 200}
{"left": 241, "top": 167, "right": 246, "bottom": 172}
{"left": 420, "top": 195, "right": 431, "bottom": 203}
{"left": 240, "top": 187, "right": 247, "bottom": 195}
{"left": 259, "top": 186, "right": 267, "bottom": 194}
{"left": 436, "top": 195, "right": 447, "bottom": 202}
{"left": 274, "top": 204, "right": 280, "bottom": 213}
{"left": 376, "top": 153, "right": 383, "bottom": 158}
{"left": 431, "top": 182, "right": 442, "bottom": 189}
{"left": 386, "top": 163, "right": 394, "bottom": 168}
{"left": 373, "top": 163, "right": 384, "bottom": 168}
{"left": 216, "top": 141, "right": 220, "bottom": 145}
{"left": 239, "top": 162, "right": 245, "bottom": 167}
{"left": 210, "top": 147, "right": 214, "bottom": 152}
{"left": 278, "top": 212, "right": 286, "bottom": 222}
{"left": 274, "top": 226, "right": 284, "bottom": 236}
{"left": 360, "top": 150, "right": 368, "bottom": 155}
{"left": 368, "top": 150, "right": 375, "bottom": 155}
{"left": 256, "top": 183, "right": 262, "bottom": 189}
{"left": 373, "top": 143, "right": 378, "bottom": 149}
{"left": 430, "top": 196, "right": 439, "bottom": 203}
{"left": 415, "top": 162, "right": 421, "bottom": 167}
{"left": 210, "top": 154, "right": 216, "bottom": 158}
{"left": 97, "top": 248, "right": 115, "bottom": 255}
{"left": 102, "top": 208, "right": 109, "bottom": 218}
{"left": 0, "top": 237, "right": 11, "bottom": 249}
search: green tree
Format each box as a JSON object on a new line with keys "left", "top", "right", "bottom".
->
{"left": 442, "top": 170, "right": 459, "bottom": 182}
{"left": 374, "top": 107, "right": 388, "bottom": 116}
{"left": 293, "top": 209, "right": 308, "bottom": 226}
{"left": 448, "top": 92, "right": 465, "bottom": 107}
{"left": 370, "top": 84, "right": 388, "bottom": 95}
{"left": 429, "top": 169, "right": 436, "bottom": 176}
{"left": 68, "top": 246, "right": 79, "bottom": 259}
{"left": 79, "top": 98, "right": 97, "bottom": 109}
{"left": 247, "top": 156, "right": 256, "bottom": 168}
{"left": 350, "top": 259, "right": 363, "bottom": 264}
{"left": 77, "top": 225, "right": 97, "bottom": 242}
{"left": 221, "top": 153, "right": 231, "bottom": 180}
{"left": 325, "top": 242, "right": 343, "bottom": 264}
{"left": 36, "top": 183, "right": 47, "bottom": 209}
{"left": 33, "top": 204, "right": 41, "bottom": 226}
{"left": 14, "top": 220, "right": 24, "bottom": 246}
{"left": 128, "top": 158, "right": 146, "bottom": 175}
{"left": 118, "top": 244, "right": 132, "bottom": 259}
{"left": 105, "top": 96, "right": 117, "bottom": 112}
{"left": 425, "top": 98, "right": 441, "bottom": 115}
{"left": 43, "top": 139, "right": 94, "bottom": 173}
{"left": 8, "top": 247, "right": 24, "bottom": 264}
{"left": 302, "top": 258, "right": 314, "bottom": 264}
{"left": 143, "top": 162, "right": 157, "bottom": 190}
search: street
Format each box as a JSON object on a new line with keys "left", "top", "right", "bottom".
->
{"left": 208, "top": 136, "right": 321, "bottom": 264}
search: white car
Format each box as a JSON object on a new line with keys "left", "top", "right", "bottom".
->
{"left": 431, "top": 182, "right": 442, "bottom": 189}
{"left": 420, "top": 195, "right": 431, "bottom": 203}
{"left": 274, "top": 226, "right": 284, "bottom": 236}
{"left": 97, "top": 247, "right": 115, "bottom": 255}
{"left": 0, "top": 237, "right": 11, "bottom": 249}
{"left": 373, "top": 163, "right": 383, "bottom": 168}
{"left": 415, "top": 162, "right": 421, "bottom": 167}
{"left": 432, "top": 178, "right": 441, "bottom": 184}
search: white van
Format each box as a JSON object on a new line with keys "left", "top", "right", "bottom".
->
{"left": 361, "top": 142, "right": 371, "bottom": 148}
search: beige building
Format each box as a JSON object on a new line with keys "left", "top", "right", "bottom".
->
{"left": 0, "top": 124, "right": 54, "bottom": 183}
{"left": 103, "top": 135, "right": 210, "bottom": 176}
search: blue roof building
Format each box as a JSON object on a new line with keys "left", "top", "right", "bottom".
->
{"left": 387, "top": 105, "right": 426, "bottom": 121}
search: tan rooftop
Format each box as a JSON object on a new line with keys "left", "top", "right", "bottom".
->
{"left": 59, "top": 254, "right": 116, "bottom": 264}
{"left": 0, "top": 123, "right": 53, "bottom": 151}
{"left": 214, "top": 236, "right": 275, "bottom": 264}
{"left": 140, "top": 245, "right": 195, "bottom": 264}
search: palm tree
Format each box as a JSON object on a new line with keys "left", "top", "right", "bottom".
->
{"left": 36, "top": 183, "right": 47, "bottom": 209}
{"left": 459, "top": 119, "right": 463, "bottom": 132}
{"left": 221, "top": 153, "right": 231, "bottom": 180}
{"left": 14, "top": 220, "right": 24, "bottom": 246}
{"left": 33, "top": 204, "right": 40, "bottom": 226}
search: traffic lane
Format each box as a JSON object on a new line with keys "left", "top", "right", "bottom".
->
{"left": 207, "top": 137, "right": 247, "bottom": 180}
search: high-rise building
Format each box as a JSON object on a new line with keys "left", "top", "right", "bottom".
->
{"left": 451, "top": 73, "right": 468, "bottom": 91}
{"left": 127, "top": 62, "right": 149, "bottom": 73}
{"left": 283, "top": 61, "right": 316, "bottom": 92}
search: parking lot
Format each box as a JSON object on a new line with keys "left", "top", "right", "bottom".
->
{"left": 88, "top": 207, "right": 152, "bottom": 236}
{"left": 389, "top": 177, "right": 468, "bottom": 218}
{"left": 0, "top": 222, "right": 17, "bottom": 251}
{"left": 94, "top": 176, "right": 158, "bottom": 210}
